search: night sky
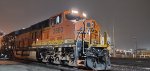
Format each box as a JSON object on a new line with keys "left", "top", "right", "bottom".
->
{"left": 0, "top": 0, "right": 150, "bottom": 50}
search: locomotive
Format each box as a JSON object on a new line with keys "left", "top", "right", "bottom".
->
{"left": 0, "top": 10, "right": 111, "bottom": 70}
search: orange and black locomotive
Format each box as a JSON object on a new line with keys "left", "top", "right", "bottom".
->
{"left": 0, "top": 10, "right": 111, "bottom": 70}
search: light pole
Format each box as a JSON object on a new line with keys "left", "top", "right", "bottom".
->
{"left": 112, "top": 17, "right": 116, "bottom": 57}
{"left": 132, "top": 35, "right": 137, "bottom": 58}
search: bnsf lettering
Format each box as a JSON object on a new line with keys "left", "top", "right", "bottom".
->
{"left": 53, "top": 27, "right": 63, "bottom": 34}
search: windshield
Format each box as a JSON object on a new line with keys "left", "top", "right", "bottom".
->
{"left": 65, "top": 14, "right": 84, "bottom": 21}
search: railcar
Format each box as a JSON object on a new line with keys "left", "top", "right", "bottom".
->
{"left": 0, "top": 31, "right": 16, "bottom": 58}
{"left": 1, "top": 10, "right": 111, "bottom": 70}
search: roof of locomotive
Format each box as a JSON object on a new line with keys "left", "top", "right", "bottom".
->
{"left": 4, "top": 10, "right": 88, "bottom": 36}
{"left": 30, "top": 19, "right": 49, "bottom": 30}
{"left": 14, "top": 19, "right": 49, "bottom": 35}
{"left": 63, "top": 10, "right": 86, "bottom": 18}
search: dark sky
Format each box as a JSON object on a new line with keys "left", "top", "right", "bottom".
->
{"left": 0, "top": 0, "right": 150, "bottom": 50}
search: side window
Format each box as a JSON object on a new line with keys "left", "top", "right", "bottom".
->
{"left": 56, "top": 14, "right": 62, "bottom": 24}
{"left": 87, "top": 22, "right": 91, "bottom": 27}
{"left": 51, "top": 14, "right": 62, "bottom": 26}
{"left": 56, "top": 16, "right": 60, "bottom": 24}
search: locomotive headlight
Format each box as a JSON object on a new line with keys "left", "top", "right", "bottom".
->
{"left": 71, "top": 10, "right": 79, "bottom": 14}
{"left": 82, "top": 12, "right": 87, "bottom": 17}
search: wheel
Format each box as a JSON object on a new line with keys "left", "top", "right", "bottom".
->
{"left": 36, "top": 49, "right": 48, "bottom": 63}
{"left": 48, "top": 56, "right": 54, "bottom": 64}
{"left": 54, "top": 57, "right": 60, "bottom": 64}
{"left": 67, "top": 53, "right": 75, "bottom": 66}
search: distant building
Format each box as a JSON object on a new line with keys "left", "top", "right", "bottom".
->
{"left": 113, "top": 49, "right": 134, "bottom": 58}
{"left": 136, "top": 49, "right": 150, "bottom": 58}
{"left": 113, "top": 48, "right": 150, "bottom": 58}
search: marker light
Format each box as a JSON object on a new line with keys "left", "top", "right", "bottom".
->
{"left": 71, "top": 10, "right": 79, "bottom": 14}
{"left": 82, "top": 12, "right": 87, "bottom": 17}
{"left": 36, "top": 39, "right": 39, "bottom": 41}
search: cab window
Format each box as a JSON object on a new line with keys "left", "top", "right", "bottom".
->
{"left": 51, "top": 14, "right": 62, "bottom": 26}
{"left": 65, "top": 14, "right": 84, "bottom": 21}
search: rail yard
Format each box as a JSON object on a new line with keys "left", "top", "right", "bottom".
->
{"left": 0, "top": 0, "right": 150, "bottom": 71}
{"left": 0, "top": 9, "right": 150, "bottom": 71}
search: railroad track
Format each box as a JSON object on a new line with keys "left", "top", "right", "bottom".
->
{"left": 12, "top": 59, "right": 90, "bottom": 71}
{"left": 2, "top": 59, "right": 150, "bottom": 71}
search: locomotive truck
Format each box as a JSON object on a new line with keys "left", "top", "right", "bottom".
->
{"left": 0, "top": 10, "right": 111, "bottom": 70}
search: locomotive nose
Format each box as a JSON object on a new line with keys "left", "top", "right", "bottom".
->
{"left": 83, "top": 19, "right": 97, "bottom": 34}
{"left": 81, "top": 19, "right": 100, "bottom": 44}
{"left": 84, "top": 20, "right": 95, "bottom": 29}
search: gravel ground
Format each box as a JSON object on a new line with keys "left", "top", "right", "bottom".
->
{"left": 0, "top": 64, "right": 60, "bottom": 71}
{"left": 0, "top": 60, "right": 60, "bottom": 71}
{"left": 112, "top": 64, "right": 150, "bottom": 71}
{"left": 1, "top": 64, "right": 150, "bottom": 71}
{"left": 1, "top": 59, "right": 150, "bottom": 71}
{"left": 111, "top": 58, "right": 150, "bottom": 68}
{"left": 111, "top": 58, "right": 150, "bottom": 71}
